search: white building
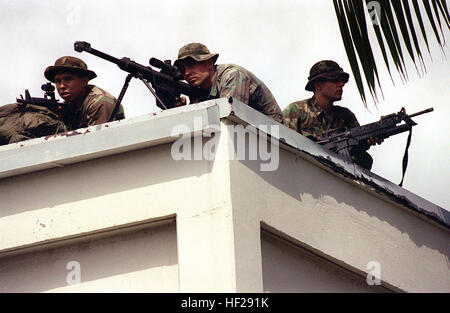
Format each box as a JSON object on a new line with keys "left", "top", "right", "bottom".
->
{"left": 0, "top": 98, "right": 448, "bottom": 293}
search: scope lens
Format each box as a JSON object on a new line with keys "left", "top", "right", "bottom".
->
{"left": 41, "top": 83, "right": 55, "bottom": 92}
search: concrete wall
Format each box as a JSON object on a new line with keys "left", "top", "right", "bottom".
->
{"left": 0, "top": 220, "right": 178, "bottom": 292}
{"left": 260, "top": 230, "right": 389, "bottom": 293}
{"left": 0, "top": 100, "right": 448, "bottom": 293}
{"left": 0, "top": 133, "right": 238, "bottom": 292}
{"left": 226, "top": 121, "right": 450, "bottom": 292}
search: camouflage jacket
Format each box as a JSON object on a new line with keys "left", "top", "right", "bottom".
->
{"left": 207, "top": 64, "right": 284, "bottom": 124}
{"left": 283, "top": 97, "right": 359, "bottom": 139}
{"left": 63, "top": 85, "right": 125, "bottom": 130}
{"left": 283, "top": 97, "right": 373, "bottom": 170}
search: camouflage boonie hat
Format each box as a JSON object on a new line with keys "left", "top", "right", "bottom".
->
{"left": 174, "top": 43, "right": 219, "bottom": 67}
{"left": 44, "top": 56, "right": 97, "bottom": 82}
{"left": 305, "top": 60, "right": 349, "bottom": 91}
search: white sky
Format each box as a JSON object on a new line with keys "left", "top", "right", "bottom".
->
{"left": 1, "top": 0, "right": 449, "bottom": 210}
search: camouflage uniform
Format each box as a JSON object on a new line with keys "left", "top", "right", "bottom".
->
{"left": 174, "top": 43, "right": 284, "bottom": 124}
{"left": 283, "top": 60, "right": 373, "bottom": 169}
{"left": 208, "top": 64, "right": 283, "bottom": 123}
{"left": 283, "top": 97, "right": 359, "bottom": 138}
{"left": 44, "top": 56, "right": 125, "bottom": 130}
{"left": 62, "top": 85, "right": 124, "bottom": 130}
{"left": 0, "top": 102, "right": 67, "bottom": 145}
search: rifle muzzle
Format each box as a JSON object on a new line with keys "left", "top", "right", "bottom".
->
{"left": 74, "top": 41, "right": 92, "bottom": 53}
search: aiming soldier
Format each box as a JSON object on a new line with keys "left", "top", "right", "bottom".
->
{"left": 283, "top": 60, "right": 380, "bottom": 170}
{"left": 172, "top": 43, "right": 284, "bottom": 124}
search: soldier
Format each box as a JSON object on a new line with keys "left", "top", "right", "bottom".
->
{"left": 0, "top": 100, "right": 67, "bottom": 145}
{"left": 172, "top": 43, "right": 284, "bottom": 124}
{"left": 44, "top": 56, "right": 125, "bottom": 130}
{"left": 283, "top": 60, "right": 380, "bottom": 170}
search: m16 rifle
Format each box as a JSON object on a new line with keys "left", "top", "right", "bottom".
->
{"left": 73, "top": 41, "right": 207, "bottom": 117}
{"left": 316, "top": 107, "right": 433, "bottom": 186}
{"left": 16, "top": 82, "right": 63, "bottom": 117}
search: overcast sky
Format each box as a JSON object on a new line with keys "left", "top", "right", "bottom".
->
{"left": 1, "top": 0, "right": 448, "bottom": 210}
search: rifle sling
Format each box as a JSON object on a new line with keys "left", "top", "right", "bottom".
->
{"left": 399, "top": 127, "right": 412, "bottom": 187}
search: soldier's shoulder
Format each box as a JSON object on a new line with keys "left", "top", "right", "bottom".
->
{"left": 283, "top": 99, "right": 310, "bottom": 113}
{"left": 89, "top": 85, "right": 115, "bottom": 99}
{"left": 333, "top": 105, "right": 353, "bottom": 112}
{"left": 333, "top": 105, "right": 357, "bottom": 117}
{"left": 217, "top": 64, "right": 245, "bottom": 77}
{"left": 87, "top": 85, "right": 116, "bottom": 105}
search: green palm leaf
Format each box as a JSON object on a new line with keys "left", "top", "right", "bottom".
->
{"left": 334, "top": 0, "right": 449, "bottom": 105}
{"left": 402, "top": 0, "right": 426, "bottom": 74}
{"left": 423, "top": 0, "right": 444, "bottom": 52}
{"left": 436, "top": 0, "right": 450, "bottom": 27}
{"left": 334, "top": 0, "right": 368, "bottom": 104}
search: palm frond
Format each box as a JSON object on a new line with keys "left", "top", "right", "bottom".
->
{"left": 402, "top": 0, "right": 426, "bottom": 74}
{"left": 334, "top": 0, "right": 368, "bottom": 104}
{"left": 423, "top": 0, "right": 444, "bottom": 52}
{"left": 436, "top": 0, "right": 450, "bottom": 27}
{"left": 334, "top": 0, "right": 449, "bottom": 106}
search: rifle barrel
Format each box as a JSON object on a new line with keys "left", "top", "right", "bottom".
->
{"left": 74, "top": 41, "right": 123, "bottom": 66}
{"left": 409, "top": 107, "right": 433, "bottom": 118}
{"left": 73, "top": 41, "right": 206, "bottom": 102}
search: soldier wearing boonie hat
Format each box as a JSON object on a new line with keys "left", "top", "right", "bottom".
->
{"left": 283, "top": 60, "right": 374, "bottom": 170}
{"left": 173, "top": 43, "right": 219, "bottom": 68}
{"left": 172, "top": 42, "right": 284, "bottom": 124}
{"left": 44, "top": 56, "right": 97, "bottom": 82}
{"left": 304, "top": 60, "right": 349, "bottom": 92}
{"left": 44, "top": 56, "right": 124, "bottom": 130}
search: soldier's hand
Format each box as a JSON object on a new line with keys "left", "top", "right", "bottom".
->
{"left": 367, "top": 136, "right": 384, "bottom": 146}
{"left": 174, "top": 96, "right": 187, "bottom": 107}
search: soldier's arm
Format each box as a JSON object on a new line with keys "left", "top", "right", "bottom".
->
{"left": 344, "top": 109, "right": 382, "bottom": 148}
{"left": 218, "top": 68, "right": 284, "bottom": 124}
{"left": 85, "top": 96, "right": 116, "bottom": 126}
{"left": 343, "top": 108, "right": 360, "bottom": 128}
{"left": 217, "top": 68, "right": 251, "bottom": 105}
{"left": 282, "top": 103, "right": 302, "bottom": 132}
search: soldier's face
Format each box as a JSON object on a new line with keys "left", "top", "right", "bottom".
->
{"left": 181, "top": 59, "right": 214, "bottom": 90}
{"left": 54, "top": 72, "right": 89, "bottom": 103}
{"left": 315, "top": 80, "right": 346, "bottom": 101}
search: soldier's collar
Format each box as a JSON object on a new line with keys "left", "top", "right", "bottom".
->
{"left": 309, "top": 97, "right": 323, "bottom": 116}
{"left": 310, "top": 97, "right": 336, "bottom": 114}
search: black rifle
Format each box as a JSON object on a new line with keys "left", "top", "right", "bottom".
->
{"left": 316, "top": 107, "right": 433, "bottom": 186}
{"left": 74, "top": 41, "right": 207, "bottom": 116}
{"left": 16, "top": 82, "right": 63, "bottom": 117}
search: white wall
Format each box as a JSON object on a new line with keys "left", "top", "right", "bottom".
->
{"left": 261, "top": 231, "right": 389, "bottom": 293}
{"left": 0, "top": 102, "right": 448, "bottom": 292}
{"left": 226, "top": 123, "right": 450, "bottom": 292}
{"left": 0, "top": 220, "right": 178, "bottom": 292}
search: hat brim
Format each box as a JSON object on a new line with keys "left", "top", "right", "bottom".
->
{"left": 44, "top": 66, "right": 97, "bottom": 83}
{"left": 305, "top": 71, "right": 349, "bottom": 91}
{"left": 174, "top": 53, "right": 219, "bottom": 68}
